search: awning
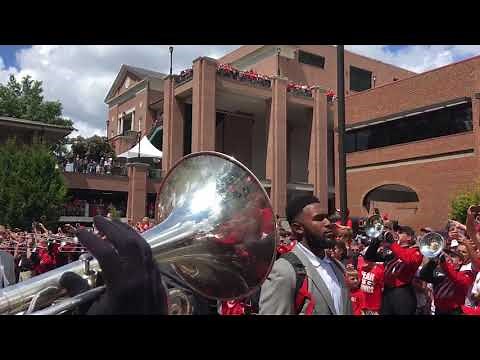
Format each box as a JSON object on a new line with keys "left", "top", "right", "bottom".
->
{"left": 117, "top": 136, "right": 163, "bottom": 159}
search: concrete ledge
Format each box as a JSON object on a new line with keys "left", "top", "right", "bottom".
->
{"left": 126, "top": 162, "right": 150, "bottom": 168}
{"left": 192, "top": 56, "right": 218, "bottom": 64}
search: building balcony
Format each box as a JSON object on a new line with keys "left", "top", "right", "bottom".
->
{"left": 287, "top": 82, "right": 313, "bottom": 98}
{"left": 170, "top": 64, "right": 319, "bottom": 107}
{"left": 217, "top": 64, "right": 271, "bottom": 89}
{"left": 62, "top": 169, "right": 163, "bottom": 193}
{"left": 174, "top": 68, "right": 193, "bottom": 86}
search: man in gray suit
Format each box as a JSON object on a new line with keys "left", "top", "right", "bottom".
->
{"left": 0, "top": 250, "right": 17, "bottom": 288}
{"left": 259, "top": 196, "right": 352, "bottom": 315}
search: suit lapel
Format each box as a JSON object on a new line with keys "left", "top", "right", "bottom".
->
{"left": 292, "top": 246, "right": 337, "bottom": 315}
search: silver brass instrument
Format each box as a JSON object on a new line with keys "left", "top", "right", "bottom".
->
{"left": 0, "top": 151, "right": 277, "bottom": 315}
{"left": 418, "top": 232, "right": 445, "bottom": 258}
{"left": 167, "top": 288, "right": 196, "bottom": 315}
{"left": 365, "top": 214, "right": 385, "bottom": 239}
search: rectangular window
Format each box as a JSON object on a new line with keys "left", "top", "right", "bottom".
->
{"left": 122, "top": 111, "right": 134, "bottom": 134}
{"left": 350, "top": 66, "right": 372, "bottom": 92}
{"left": 298, "top": 50, "right": 325, "bottom": 69}
{"left": 345, "top": 102, "right": 472, "bottom": 153}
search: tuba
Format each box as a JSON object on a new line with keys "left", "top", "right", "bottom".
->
{"left": 0, "top": 152, "right": 277, "bottom": 315}
{"left": 418, "top": 232, "right": 445, "bottom": 258}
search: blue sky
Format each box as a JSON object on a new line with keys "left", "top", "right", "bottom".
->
{"left": 0, "top": 45, "right": 31, "bottom": 68}
{"left": 2, "top": 45, "right": 480, "bottom": 137}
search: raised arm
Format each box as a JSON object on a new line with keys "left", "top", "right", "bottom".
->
{"left": 390, "top": 243, "right": 423, "bottom": 267}
{"left": 440, "top": 256, "right": 475, "bottom": 291}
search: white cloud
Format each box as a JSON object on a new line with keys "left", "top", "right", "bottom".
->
{"left": 0, "top": 45, "right": 239, "bottom": 137}
{"left": 2, "top": 45, "right": 480, "bottom": 138}
{"left": 345, "top": 45, "right": 480, "bottom": 73}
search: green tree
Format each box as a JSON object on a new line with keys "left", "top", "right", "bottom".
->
{"left": 0, "top": 74, "right": 73, "bottom": 128}
{"left": 0, "top": 139, "right": 67, "bottom": 229}
{"left": 69, "top": 135, "right": 115, "bottom": 161}
{"left": 450, "top": 182, "right": 480, "bottom": 224}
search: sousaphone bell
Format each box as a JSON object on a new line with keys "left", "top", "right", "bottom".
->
{"left": 0, "top": 152, "right": 277, "bottom": 315}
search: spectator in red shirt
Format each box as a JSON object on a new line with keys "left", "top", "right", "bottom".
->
{"left": 357, "top": 256, "right": 384, "bottom": 315}
{"left": 34, "top": 240, "right": 58, "bottom": 275}
{"left": 345, "top": 268, "right": 363, "bottom": 316}
{"left": 334, "top": 209, "right": 353, "bottom": 229}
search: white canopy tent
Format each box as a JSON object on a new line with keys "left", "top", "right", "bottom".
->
{"left": 117, "top": 136, "right": 163, "bottom": 159}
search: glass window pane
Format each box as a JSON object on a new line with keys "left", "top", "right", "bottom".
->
{"left": 345, "top": 102, "right": 472, "bottom": 153}
{"left": 298, "top": 51, "right": 325, "bottom": 69}
{"left": 345, "top": 132, "right": 356, "bottom": 153}
{"left": 350, "top": 66, "right": 372, "bottom": 92}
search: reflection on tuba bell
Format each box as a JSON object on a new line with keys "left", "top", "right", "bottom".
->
{"left": 0, "top": 151, "right": 277, "bottom": 315}
{"left": 418, "top": 232, "right": 445, "bottom": 258}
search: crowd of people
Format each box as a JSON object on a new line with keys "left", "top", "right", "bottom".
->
{"left": 61, "top": 199, "right": 127, "bottom": 218}
{"left": 0, "top": 215, "right": 155, "bottom": 288}
{"left": 2, "top": 195, "right": 480, "bottom": 316}
{"left": 218, "top": 201, "right": 480, "bottom": 316}
{"left": 0, "top": 222, "right": 85, "bottom": 286}
{"left": 60, "top": 155, "right": 115, "bottom": 175}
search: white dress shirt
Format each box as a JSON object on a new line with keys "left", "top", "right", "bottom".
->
{"left": 466, "top": 269, "right": 480, "bottom": 307}
{"left": 297, "top": 243, "right": 343, "bottom": 314}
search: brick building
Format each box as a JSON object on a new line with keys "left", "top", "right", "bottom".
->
{"left": 336, "top": 55, "right": 480, "bottom": 231}
{"left": 104, "top": 45, "right": 414, "bottom": 221}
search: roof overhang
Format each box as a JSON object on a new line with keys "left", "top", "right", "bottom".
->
{"left": 0, "top": 116, "right": 73, "bottom": 142}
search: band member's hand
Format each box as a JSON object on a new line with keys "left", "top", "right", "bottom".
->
{"left": 449, "top": 219, "right": 467, "bottom": 231}
{"left": 383, "top": 231, "right": 396, "bottom": 244}
{"left": 466, "top": 206, "right": 480, "bottom": 239}
{"left": 73, "top": 216, "right": 168, "bottom": 315}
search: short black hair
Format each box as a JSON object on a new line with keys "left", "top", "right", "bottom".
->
{"left": 286, "top": 195, "right": 320, "bottom": 225}
{"left": 329, "top": 213, "right": 341, "bottom": 223}
{"left": 398, "top": 225, "right": 415, "bottom": 239}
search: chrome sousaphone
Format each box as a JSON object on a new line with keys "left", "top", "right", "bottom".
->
{"left": 0, "top": 152, "right": 277, "bottom": 315}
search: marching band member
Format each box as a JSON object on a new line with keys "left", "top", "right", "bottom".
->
{"left": 365, "top": 226, "right": 423, "bottom": 315}
{"left": 419, "top": 245, "right": 475, "bottom": 315}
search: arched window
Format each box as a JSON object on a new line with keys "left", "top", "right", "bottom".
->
{"left": 363, "top": 184, "right": 419, "bottom": 213}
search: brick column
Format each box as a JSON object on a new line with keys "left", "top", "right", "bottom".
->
{"left": 126, "top": 162, "right": 149, "bottom": 224}
{"left": 162, "top": 75, "right": 184, "bottom": 173}
{"left": 266, "top": 76, "right": 288, "bottom": 218}
{"left": 265, "top": 98, "right": 272, "bottom": 179}
{"left": 308, "top": 87, "right": 328, "bottom": 214}
{"left": 192, "top": 57, "right": 217, "bottom": 152}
